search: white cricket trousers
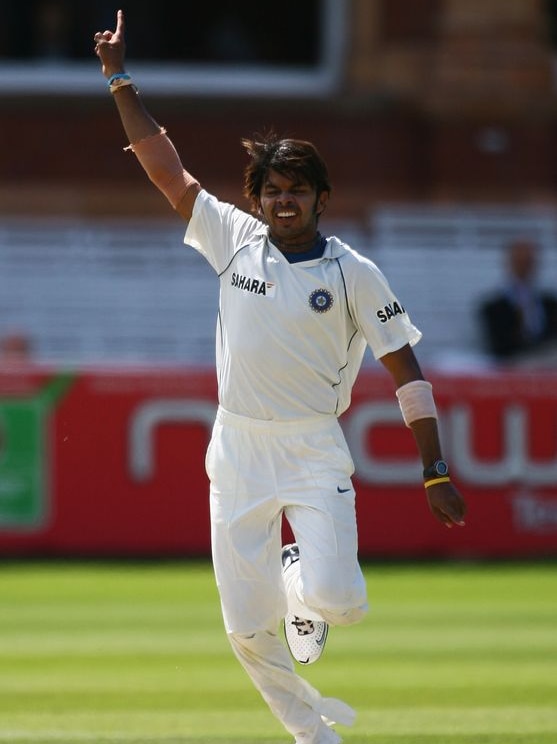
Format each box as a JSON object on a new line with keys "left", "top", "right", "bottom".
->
{"left": 205, "top": 406, "right": 369, "bottom": 744}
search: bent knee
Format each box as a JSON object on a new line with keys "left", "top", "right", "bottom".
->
{"left": 319, "top": 604, "right": 368, "bottom": 626}
{"left": 303, "top": 581, "right": 368, "bottom": 627}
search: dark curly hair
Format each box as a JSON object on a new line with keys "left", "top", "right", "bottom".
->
{"left": 242, "top": 131, "right": 332, "bottom": 213}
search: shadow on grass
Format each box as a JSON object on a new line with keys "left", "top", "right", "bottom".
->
{"left": 13, "top": 735, "right": 557, "bottom": 744}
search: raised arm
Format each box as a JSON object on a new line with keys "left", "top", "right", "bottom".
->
{"left": 93, "top": 9, "right": 201, "bottom": 220}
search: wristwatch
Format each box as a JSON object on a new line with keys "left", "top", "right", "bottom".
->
{"left": 423, "top": 459, "right": 450, "bottom": 480}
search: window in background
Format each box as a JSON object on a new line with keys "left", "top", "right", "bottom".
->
{"left": 0, "top": 0, "right": 347, "bottom": 96}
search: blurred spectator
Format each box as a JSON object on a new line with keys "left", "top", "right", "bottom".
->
{"left": 0, "top": 333, "right": 33, "bottom": 363}
{"left": 33, "top": 0, "right": 71, "bottom": 60}
{"left": 478, "top": 238, "right": 557, "bottom": 363}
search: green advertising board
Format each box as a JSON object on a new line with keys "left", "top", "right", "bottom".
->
{"left": 0, "top": 373, "right": 73, "bottom": 529}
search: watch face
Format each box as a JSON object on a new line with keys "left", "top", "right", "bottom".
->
{"left": 423, "top": 459, "right": 450, "bottom": 479}
{"left": 435, "top": 460, "right": 449, "bottom": 476}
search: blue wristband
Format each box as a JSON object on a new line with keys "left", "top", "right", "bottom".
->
{"left": 107, "top": 73, "right": 130, "bottom": 88}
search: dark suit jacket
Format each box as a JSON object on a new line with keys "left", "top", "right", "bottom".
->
{"left": 479, "top": 291, "right": 557, "bottom": 359}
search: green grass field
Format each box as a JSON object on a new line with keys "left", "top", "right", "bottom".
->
{"left": 0, "top": 559, "right": 555, "bottom": 744}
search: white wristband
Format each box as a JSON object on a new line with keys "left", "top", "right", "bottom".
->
{"left": 396, "top": 379, "right": 437, "bottom": 427}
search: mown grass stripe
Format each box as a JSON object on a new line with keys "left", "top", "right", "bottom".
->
{"left": 0, "top": 560, "right": 555, "bottom": 744}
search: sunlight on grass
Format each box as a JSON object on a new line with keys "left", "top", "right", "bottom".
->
{"left": 0, "top": 561, "right": 555, "bottom": 744}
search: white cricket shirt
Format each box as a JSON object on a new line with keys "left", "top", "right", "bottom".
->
{"left": 185, "top": 189, "right": 422, "bottom": 420}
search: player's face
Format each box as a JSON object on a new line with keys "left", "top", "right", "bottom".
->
{"left": 259, "top": 169, "right": 328, "bottom": 247}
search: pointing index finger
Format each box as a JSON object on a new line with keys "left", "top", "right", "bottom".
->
{"left": 116, "top": 9, "right": 125, "bottom": 36}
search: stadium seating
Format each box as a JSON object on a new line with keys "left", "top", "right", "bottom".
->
{"left": 1, "top": 207, "right": 556, "bottom": 369}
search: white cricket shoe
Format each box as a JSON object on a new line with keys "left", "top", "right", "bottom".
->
{"left": 282, "top": 543, "right": 329, "bottom": 665}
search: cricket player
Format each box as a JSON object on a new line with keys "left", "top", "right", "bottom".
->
{"left": 94, "top": 11, "right": 467, "bottom": 744}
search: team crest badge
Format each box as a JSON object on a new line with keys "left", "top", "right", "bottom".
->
{"left": 309, "top": 288, "right": 334, "bottom": 313}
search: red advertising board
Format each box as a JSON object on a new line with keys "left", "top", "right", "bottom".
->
{"left": 0, "top": 366, "right": 556, "bottom": 559}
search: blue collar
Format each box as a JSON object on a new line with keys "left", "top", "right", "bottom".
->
{"left": 283, "top": 234, "right": 327, "bottom": 263}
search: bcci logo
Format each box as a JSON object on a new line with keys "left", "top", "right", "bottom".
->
{"left": 309, "top": 288, "right": 334, "bottom": 314}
